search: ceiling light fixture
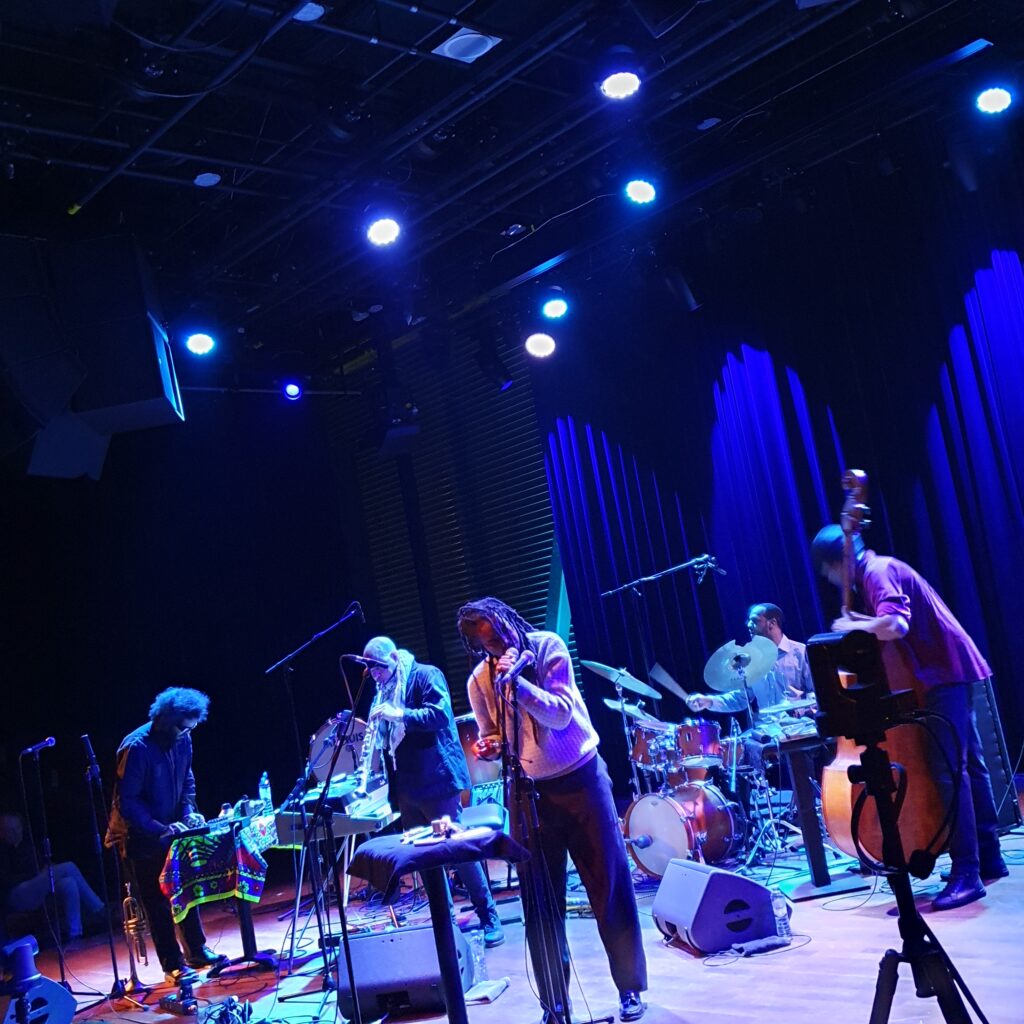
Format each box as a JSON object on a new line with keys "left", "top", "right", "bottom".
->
{"left": 525, "top": 333, "right": 556, "bottom": 358}
{"left": 976, "top": 86, "right": 1012, "bottom": 114}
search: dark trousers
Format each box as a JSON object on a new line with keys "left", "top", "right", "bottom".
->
{"left": 924, "top": 681, "right": 1002, "bottom": 878}
{"left": 126, "top": 851, "right": 207, "bottom": 973}
{"left": 510, "top": 755, "right": 647, "bottom": 1014}
{"left": 396, "top": 791, "right": 497, "bottom": 924}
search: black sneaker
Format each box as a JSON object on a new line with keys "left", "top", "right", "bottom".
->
{"left": 619, "top": 991, "right": 646, "bottom": 1022}
{"left": 932, "top": 875, "right": 986, "bottom": 911}
{"left": 185, "top": 946, "right": 227, "bottom": 968}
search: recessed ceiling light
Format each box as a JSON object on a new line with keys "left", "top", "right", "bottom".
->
{"left": 432, "top": 28, "right": 502, "bottom": 64}
{"left": 193, "top": 171, "right": 221, "bottom": 187}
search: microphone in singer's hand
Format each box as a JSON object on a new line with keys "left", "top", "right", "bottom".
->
{"left": 496, "top": 649, "right": 535, "bottom": 685}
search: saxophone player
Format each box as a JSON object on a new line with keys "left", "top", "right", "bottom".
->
{"left": 360, "top": 636, "right": 504, "bottom": 947}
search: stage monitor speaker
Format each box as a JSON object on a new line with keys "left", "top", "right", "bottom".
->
{"left": 973, "top": 677, "right": 1022, "bottom": 832}
{"left": 652, "top": 859, "right": 776, "bottom": 954}
{"left": 0, "top": 977, "right": 76, "bottom": 1024}
{"left": 331, "top": 924, "right": 472, "bottom": 1017}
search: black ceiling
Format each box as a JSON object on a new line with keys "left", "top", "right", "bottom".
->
{"left": 3, "top": 0, "right": 1023, "bottom": 385}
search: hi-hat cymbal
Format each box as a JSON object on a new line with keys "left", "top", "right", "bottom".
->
{"left": 601, "top": 697, "right": 657, "bottom": 721}
{"left": 581, "top": 659, "right": 660, "bottom": 699}
{"left": 702, "top": 636, "right": 776, "bottom": 693}
{"left": 758, "top": 697, "right": 817, "bottom": 716}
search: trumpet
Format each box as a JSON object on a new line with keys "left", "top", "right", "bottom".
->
{"left": 122, "top": 881, "right": 148, "bottom": 970}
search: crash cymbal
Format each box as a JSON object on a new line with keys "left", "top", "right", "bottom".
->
{"left": 702, "top": 636, "right": 776, "bottom": 693}
{"left": 758, "top": 697, "right": 817, "bottom": 716}
{"left": 601, "top": 697, "right": 657, "bottom": 722}
{"left": 581, "top": 659, "right": 661, "bottom": 699}
{"left": 649, "top": 662, "right": 687, "bottom": 701}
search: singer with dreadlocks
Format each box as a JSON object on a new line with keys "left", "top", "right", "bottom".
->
{"left": 457, "top": 598, "right": 647, "bottom": 1024}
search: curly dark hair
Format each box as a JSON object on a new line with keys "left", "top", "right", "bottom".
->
{"left": 149, "top": 687, "right": 211, "bottom": 723}
{"left": 456, "top": 597, "right": 535, "bottom": 657}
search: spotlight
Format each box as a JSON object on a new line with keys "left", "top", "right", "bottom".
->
{"left": 476, "top": 344, "right": 514, "bottom": 391}
{"left": 600, "top": 71, "right": 641, "bottom": 100}
{"left": 976, "top": 87, "right": 1012, "bottom": 114}
{"left": 184, "top": 332, "right": 215, "bottom": 355}
{"left": 366, "top": 217, "right": 401, "bottom": 246}
{"left": 283, "top": 382, "right": 303, "bottom": 401}
{"left": 292, "top": 2, "right": 326, "bottom": 21}
{"left": 597, "top": 46, "right": 642, "bottom": 101}
{"left": 625, "top": 179, "right": 656, "bottom": 204}
{"left": 193, "top": 171, "right": 221, "bottom": 188}
{"left": 541, "top": 287, "right": 569, "bottom": 320}
{"left": 525, "top": 333, "right": 556, "bottom": 358}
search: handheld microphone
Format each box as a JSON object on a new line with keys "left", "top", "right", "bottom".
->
{"left": 496, "top": 649, "right": 535, "bottom": 685}
{"left": 21, "top": 737, "right": 55, "bottom": 756}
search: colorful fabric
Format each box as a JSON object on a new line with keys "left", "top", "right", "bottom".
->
{"left": 159, "top": 815, "right": 278, "bottom": 924}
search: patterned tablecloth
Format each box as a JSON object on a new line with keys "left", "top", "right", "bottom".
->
{"left": 159, "top": 814, "right": 278, "bottom": 924}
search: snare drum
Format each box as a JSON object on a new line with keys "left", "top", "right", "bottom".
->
{"left": 622, "top": 784, "right": 745, "bottom": 877}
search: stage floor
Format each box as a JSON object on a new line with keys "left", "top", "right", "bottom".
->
{"left": 32, "top": 831, "right": 1024, "bottom": 1024}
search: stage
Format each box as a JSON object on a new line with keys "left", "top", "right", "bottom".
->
{"left": 32, "top": 833, "right": 1024, "bottom": 1024}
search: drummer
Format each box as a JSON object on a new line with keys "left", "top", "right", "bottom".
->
{"left": 686, "top": 603, "right": 815, "bottom": 734}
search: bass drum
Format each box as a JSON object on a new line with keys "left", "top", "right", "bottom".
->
{"left": 623, "top": 785, "right": 745, "bottom": 877}
{"left": 308, "top": 713, "right": 367, "bottom": 783}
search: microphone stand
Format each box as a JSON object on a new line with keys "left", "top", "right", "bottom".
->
{"left": 79, "top": 735, "right": 147, "bottom": 1012}
{"left": 279, "top": 669, "right": 371, "bottom": 1024}
{"left": 16, "top": 749, "right": 94, "bottom": 997}
{"left": 600, "top": 555, "right": 726, "bottom": 716}
{"left": 497, "top": 662, "right": 611, "bottom": 1024}
{"left": 264, "top": 601, "right": 364, "bottom": 772}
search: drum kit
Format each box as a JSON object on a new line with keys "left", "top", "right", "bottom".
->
{"left": 585, "top": 636, "right": 817, "bottom": 879}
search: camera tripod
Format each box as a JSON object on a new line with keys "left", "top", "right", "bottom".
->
{"left": 853, "top": 742, "right": 987, "bottom": 1024}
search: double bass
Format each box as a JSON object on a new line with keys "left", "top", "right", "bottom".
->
{"left": 819, "top": 470, "right": 948, "bottom": 864}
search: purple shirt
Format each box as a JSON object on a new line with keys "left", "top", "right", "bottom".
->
{"left": 857, "top": 551, "right": 990, "bottom": 691}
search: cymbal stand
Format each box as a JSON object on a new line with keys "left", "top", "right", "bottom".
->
{"left": 609, "top": 680, "right": 642, "bottom": 801}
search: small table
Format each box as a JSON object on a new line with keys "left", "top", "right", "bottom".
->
{"left": 348, "top": 830, "right": 527, "bottom": 1024}
{"left": 777, "top": 735, "right": 869, "bottom": 900}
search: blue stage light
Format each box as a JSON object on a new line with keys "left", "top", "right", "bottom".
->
{"left": 283, "top": 382, "right": 303, "bottom": 401}
{"left": 542, "top": 297, "right": 568, "bottom": 319}
{"left": 625, "top": 179, "right": 656, "bottom": 204}
{"left": 976, "top": 87, "right": 1012, "bottom": 114}
{"left": 600, "top": 71, "right": 641, "bottom": 100}
{"left": 366, "top": 217, "right": 401, "bottom": 246}
{"left": 185, "top": 332, "right": 215, "bottom": 355}
{"left": 525, "top": 333, "right": 556, "bottom": 358}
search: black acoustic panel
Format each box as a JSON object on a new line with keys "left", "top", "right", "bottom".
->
{"left": 332, "top": 924, "right": 472, "bottom": 1017}
{"left": 973, "top": 678, "right": 1022, "bottom": 833}
{"left": 652, "top": 858, "right": 776, "bottom": 954}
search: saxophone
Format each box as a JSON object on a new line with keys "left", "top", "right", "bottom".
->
{"left": 353, "top": 662, "right": 401, "bottom": 797}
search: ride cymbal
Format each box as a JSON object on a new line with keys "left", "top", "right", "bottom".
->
{"left": 702, "top": 636, "right": 776, "bottom": 693}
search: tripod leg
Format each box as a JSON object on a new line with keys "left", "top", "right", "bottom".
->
{"left": 922, "top": 955, "right": 973, "bottom": 1024}
{"left": 868, "top": 949, "right": 902, "bottom": 1024}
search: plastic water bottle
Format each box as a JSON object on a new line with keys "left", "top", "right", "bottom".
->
{"left": 258, "top": 772, "right": 272, "bottom": 814}
{"left": 771, "top": 888, "right": 791, "bottom": 942}
{"left": 467, "top": 928, "right": 488, "bottom": 984}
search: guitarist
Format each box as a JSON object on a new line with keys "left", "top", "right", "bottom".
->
{"left": 811, "top": 525, "right": 1007, "bottom": 910}
{"left": 360, "top": 635, "right": 503, "bottom": 946}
